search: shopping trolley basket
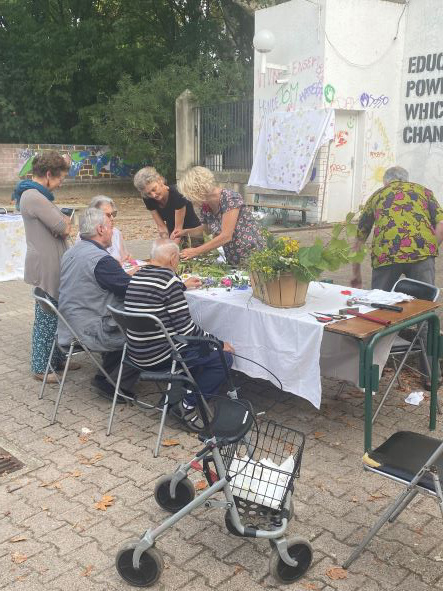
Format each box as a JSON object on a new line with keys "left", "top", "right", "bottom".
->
{"left": 115, "top": 394, "right": 312, "bottom": 586}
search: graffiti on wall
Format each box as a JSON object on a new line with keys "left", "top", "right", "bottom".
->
{"left": 255, "top": 57, "right": 395, "bottom": 202}
{"left": 17, "top": 147, "right": 140, "bottom": 178}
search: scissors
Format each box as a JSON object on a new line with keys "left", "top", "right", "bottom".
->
{"left": 309, "top": 312, "right": 347, "bottom": 323}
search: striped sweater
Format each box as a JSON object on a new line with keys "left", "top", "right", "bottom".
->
{"left": 124, "top": 265, "right": 211, "bottom": 368}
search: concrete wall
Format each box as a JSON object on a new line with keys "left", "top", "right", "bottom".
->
{"left": 396, "top": 0, "right": 443, "bottom": 195}
{"left": 322, "top": 0, "right": 405, "bottom": 220}
{"left": 252, "top": 0, "right": 432, "bottom": 222}
{"left": 254, "top": 0, "right": 326, "bottom": 138}
{"left": 253, "top": 0, "right": 327, "bottom": 223}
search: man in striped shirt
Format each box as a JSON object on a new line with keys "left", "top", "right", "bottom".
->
{"left": 124, "top": 239, "right": 235, "bottom": 431}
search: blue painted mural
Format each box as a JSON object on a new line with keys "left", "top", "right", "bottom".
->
{"left": 17, "top": 147, "right": 141, "bottom": 178}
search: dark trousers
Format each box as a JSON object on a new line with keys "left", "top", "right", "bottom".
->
{"left": 181, "top": 347, "right": 233, "bottom": 406}
{"left": 371, "top": 257, "right": 439, "bottom": 379}
{"left": 95, "top": 350, "right": 140, "bottom": 391}
{"left": 371, "top": 257, "right": 435, "bottom": 292}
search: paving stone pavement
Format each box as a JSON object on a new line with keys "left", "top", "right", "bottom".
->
{"left": 1, "top": 256, "right": 443, "bottom": 591}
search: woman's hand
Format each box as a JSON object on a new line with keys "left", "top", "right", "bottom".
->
{"left": 223, "top": 342, "right": 235, "bottom": 354}
{"left": 170, "top": 228, "right": 185, "bottom": 240}
{"left": 180, "top": 247, "right": 199, "bottom": 260}
{"left": 126, "top": 265, "right": 141, "bottom": 276}
{"left": 184, "top": 276, "right": 202, "bottom": 289}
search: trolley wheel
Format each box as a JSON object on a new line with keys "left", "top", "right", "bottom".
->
{"left": 116, "top": 539, "right": 164, "bottom": 587}
{"left": 225, "top": 510, "right": 243, "bottom": 536}
{"left": 154, "top": 474, "right": 195, "bottom": 513}
{"left": 269, "top": 537, "right": 313, "bottom": 584}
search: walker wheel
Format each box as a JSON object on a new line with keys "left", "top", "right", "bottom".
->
{"left": 154, "top": 474, "right": 195, "bottom": 513}
{"left": 116, "top": 539, "right": 164, "bottom": 587}
{"left": 269, "top": 537, "right": 313, "bottom": 584}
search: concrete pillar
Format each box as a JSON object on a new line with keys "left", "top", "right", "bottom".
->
{"left": 175, "top": 90, "right": 197, "bottom": 180}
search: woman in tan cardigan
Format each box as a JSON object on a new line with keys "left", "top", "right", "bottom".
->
{"left": 18, "top": 151, "right": 74, "bottom": 382}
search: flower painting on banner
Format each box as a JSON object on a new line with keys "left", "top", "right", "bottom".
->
{"left": 248, "top": 109, "right": 335, "bottom": 193}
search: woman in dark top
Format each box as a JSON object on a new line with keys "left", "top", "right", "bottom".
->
{"left": 133, "top": 166, "right": 200, "bottom": 243}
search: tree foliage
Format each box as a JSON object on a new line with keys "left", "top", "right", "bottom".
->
{"left": 90, "top": 59, "right": 252, "bottom": 177}
{"left": 0, "top": 0, "right": 255, "bottom": 174}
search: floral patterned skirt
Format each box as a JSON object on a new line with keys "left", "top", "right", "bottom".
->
{"left": 31, "top": 298, "right": 64, "bottom": 374}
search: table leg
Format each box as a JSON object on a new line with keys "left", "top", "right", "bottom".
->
{"left": 363, "top": 341, "right": 373, "bottom": 453}
{"left": 427, "top": 315, "right": 440, "bottom": 431}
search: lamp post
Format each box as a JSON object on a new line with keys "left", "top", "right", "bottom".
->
{"left": 253, "top": 29, "right": 289, "bottom": 83}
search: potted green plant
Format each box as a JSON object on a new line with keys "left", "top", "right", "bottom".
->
{"left": 248, "top": 213, "right": 366, "bottom": 308}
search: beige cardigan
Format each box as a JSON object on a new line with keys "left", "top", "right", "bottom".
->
{"left": 20, "top": 189, "right": 68, "bottom": 300}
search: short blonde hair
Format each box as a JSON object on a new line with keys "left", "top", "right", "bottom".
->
{"left": 177, "top": 166, "right": 215, "bottom": 205}
{"left": 133, "top": 166, "right": 161, "bottom": 193}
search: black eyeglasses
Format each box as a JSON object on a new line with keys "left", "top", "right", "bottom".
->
{"left": 105, "top": 211, "right": 117, "bottom": 219}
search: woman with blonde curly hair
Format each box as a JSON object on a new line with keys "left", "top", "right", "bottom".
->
{"left": 173, "top": 166, "right": 265, "bottom": 265}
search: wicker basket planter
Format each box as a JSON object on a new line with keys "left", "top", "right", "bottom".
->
{"left": 250, "top": 271, "right": 309, "bottom": 308}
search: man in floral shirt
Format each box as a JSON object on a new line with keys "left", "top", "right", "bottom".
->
{"left": 351, "top": 166, "right": 443, "bottom": 291}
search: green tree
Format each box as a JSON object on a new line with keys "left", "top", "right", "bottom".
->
{"left": 88, "top": 57, "right": 253, "bottom": 178}
{"left": 0, "top": 0, "right": 255, "bottom": 153}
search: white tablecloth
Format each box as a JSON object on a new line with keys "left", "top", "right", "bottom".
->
{"left": 0, "top": 214, "right": 26, "bottom": 282}
{"left": 185, "top": 282, "right": 395, "bottom": 409}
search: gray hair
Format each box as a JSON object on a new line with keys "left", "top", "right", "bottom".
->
{"left": 89, "top": 195, "right": 116, "bottom": 211}
{"left": 133, "top": 166, "right": 161, "bottom": 193}
{"left": 150, "top": 238, "right": 179, "bottom": 261}
{"left": 383, "top": 166, "right": 409, "bottom": 184}
{"left": 79, "top": 208, "right": 107, "bottom": 238}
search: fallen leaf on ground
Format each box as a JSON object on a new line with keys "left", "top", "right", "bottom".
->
{"left": 162, "top": 439, "right": 180, "bottom": 447}
{"left": 194, "top": 480, "right": 208, "bottom": 491}
{"left": 81, "top": 565, "right": 93, "bottom": 577}
{"left": 302, "top": 583, "right": 320, "bottom": 591}
{"left": 233, "top": 565, "right": 244, "bottom": 575}
{"left": 43, "top": 436, "right": 54, "bottom": 443}
{"left": 314, "top": 432, "right": 325, "bottom": 439}
{"left": 11, "top": 552, "right": 28, "bottom": 564}
{"left": 94, "top": 494, "right": 115, "bottom": 511}
{"left": 0, "top": 454, "right": 11, "bottom": 460}
{"left": 283, "top": 442, "right": 294, "bottom": 454}
{"left": 368, "top": 492, "right": 388, "bottom": 502}
{"left": 79, "top": 434, "right": 90, "bottom": 443}
{"left": 326, "top": 566, "right": 347, "bottom": 580}
{"left": 351, "top": 496, "right": 358, "bottom": 503}
{"left": 78, "top": 453, "right": 103, "bottom": 465}
{"left": 71, "top": 469, "right": 82, "bottom": 478}
{"left": 414, "top": 527, "right": 423, "bottom": 536}
{"left": 10, "top": 536, "right": 27, "bottom": 543}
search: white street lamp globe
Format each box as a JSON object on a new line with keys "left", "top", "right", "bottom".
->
{"left": 253, "top": 29, "right": 275, "bottom": 54}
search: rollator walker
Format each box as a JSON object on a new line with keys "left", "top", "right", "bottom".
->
{"left": 115, "top": 334, "right": 312, "bottom": 586}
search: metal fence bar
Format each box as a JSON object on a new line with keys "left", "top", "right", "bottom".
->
{"left": 193, "top": 99, "right": 253, "bottom": 172}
